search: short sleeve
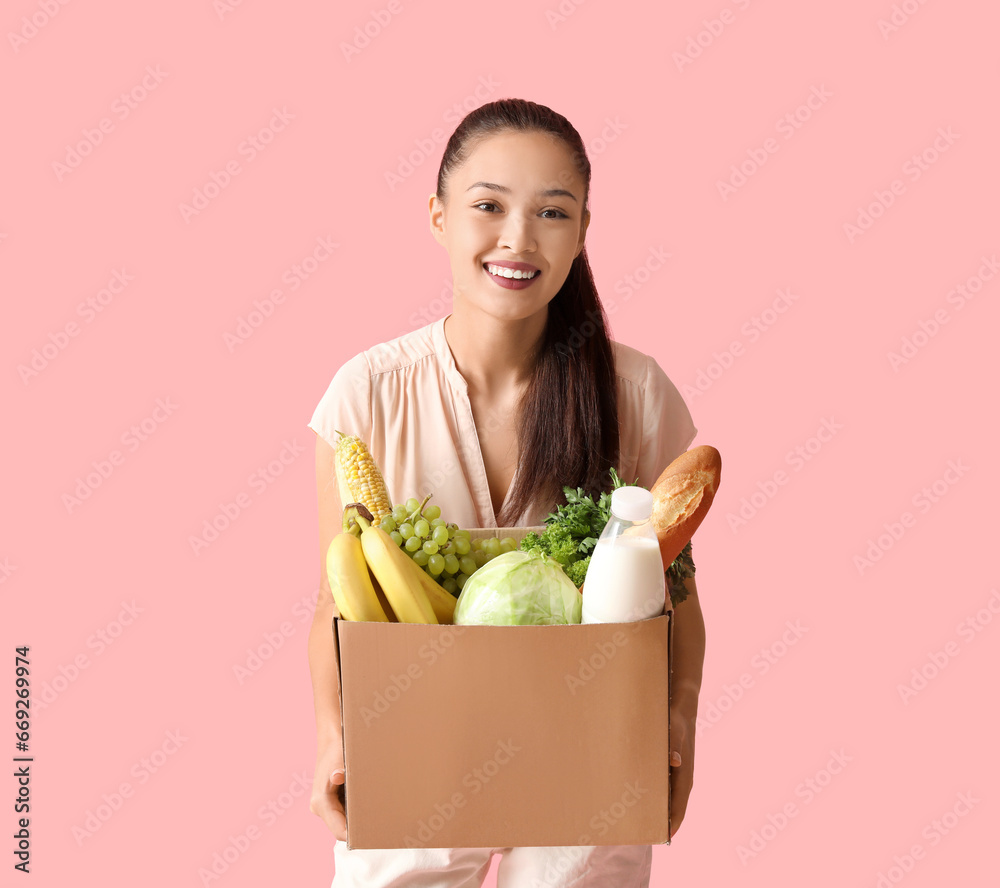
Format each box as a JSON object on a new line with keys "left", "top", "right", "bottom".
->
{"left": 307, "top": 351, "right": 372, "bottom": 449}
{"left": 634, "top": 355, "right": 698, "bottom": 490}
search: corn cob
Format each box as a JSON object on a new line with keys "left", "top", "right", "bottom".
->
{"left": 334, "top": 431, "right": 392, "bottom": 523}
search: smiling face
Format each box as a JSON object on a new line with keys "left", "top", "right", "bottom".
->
{"left": 429, "top": 129, "right": 590, "bottom": 326}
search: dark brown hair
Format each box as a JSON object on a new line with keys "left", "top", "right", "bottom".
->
{"left": 435, "top": 98, "right": 620, "bottom": 524}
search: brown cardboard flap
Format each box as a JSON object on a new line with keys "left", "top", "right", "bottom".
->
{"left": 337, "top": 615, "right": 671, "bottom": 849}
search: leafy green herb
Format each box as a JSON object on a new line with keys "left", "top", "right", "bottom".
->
{"left": 666, "top": 540, "right": 695, "bottom": 607}
{"left": 521, "top": 468, "right": 697, "bottom": 604}
{"left": 520, "top": 468, "right": 632, "bottom": 586}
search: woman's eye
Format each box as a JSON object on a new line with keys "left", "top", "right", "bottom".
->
{"left": 473, "top": 203, "right": 569, "bottom": 218}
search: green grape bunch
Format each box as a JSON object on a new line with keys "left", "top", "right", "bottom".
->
{"left": 378, "top": 494, "right": 516, "bottom": 597}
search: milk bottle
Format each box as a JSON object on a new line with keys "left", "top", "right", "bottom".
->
{"left": 581, "top": 487, "right": 665, "bottom": 624}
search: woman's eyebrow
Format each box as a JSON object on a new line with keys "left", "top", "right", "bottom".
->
{"left": 465, "top": 181, "right": 578, "bottom": 202}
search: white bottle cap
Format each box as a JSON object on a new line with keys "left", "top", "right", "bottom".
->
{"left": 610, "top": 486, "right": 654, "bottom": 522}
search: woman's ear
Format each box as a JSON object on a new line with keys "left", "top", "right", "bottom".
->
{"left": 429, "top": 193, "right": 446, "bottom": 245}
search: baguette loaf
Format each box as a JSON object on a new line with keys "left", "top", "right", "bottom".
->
{"left": 650, "top": 445, "right": 722, "bottom": 570}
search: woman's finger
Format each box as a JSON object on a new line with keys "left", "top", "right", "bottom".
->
{"left": 313, "top": 786, "right": 348, "bottom": 840}
{"left": 327, "top": 807, "right": 348, "bottom": 841}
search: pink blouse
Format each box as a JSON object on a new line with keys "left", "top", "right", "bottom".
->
{"left": 308, "top": 315, "right": 697, "bottom": 529}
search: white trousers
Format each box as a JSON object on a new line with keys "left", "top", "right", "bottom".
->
{"left": 331, "top": 842, "right": 652, "bottom": 887}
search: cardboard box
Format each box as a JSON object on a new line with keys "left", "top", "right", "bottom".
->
{"left": 333, "top": 527, "right": 672, "bottom": 849}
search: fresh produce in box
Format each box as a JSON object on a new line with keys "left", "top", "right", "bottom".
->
{"left": 519, "top": 468, "right": 630, "bottom": 586}
{"left": 334, "top": 502, "right": 452, "bottom": 622}
{"left": 352, "top": 512, "right": 439, "bottom": 624}
{"left": 326, "top": 531, "right": 390, "bottom": 623}
{"left": 379, "top": 495, "right": 512, "bottom": 595}
{"left": 454, "top": 550, "right": 582, "bottom": 626}
{"left": 334, "top": 431, "right": 393, "bottom": 522}
{"left": 520, "top": 448, "right": 721, "bottom": 608}
{"left": 327, "top": 433, "right": 720, "bottom": 620}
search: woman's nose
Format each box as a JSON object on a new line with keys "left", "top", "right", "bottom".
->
{"left": 497, "top": 214, "right": 536, "bottom": 253}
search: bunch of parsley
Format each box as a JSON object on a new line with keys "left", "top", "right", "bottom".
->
{"left": 519, "top": 468, "right": 628, "bottom": 587}
{"left": 520, "top": 468, "right": 695, "bottom": 606}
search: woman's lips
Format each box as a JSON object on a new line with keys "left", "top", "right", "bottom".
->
{"left": 483, "top": 263, "right": 541, "bottom": 290}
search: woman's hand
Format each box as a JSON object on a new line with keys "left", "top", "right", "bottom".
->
{"left": 668, "top": 574, "right": 704, "bottom": 839}
{"left": 309, "top": 435, "right": 348, "bottom": 842}
{"left": 668, "top": 709, "right": 695, "bottom": 838}
{"left": 310, "top": 737, "right": 347, "bottom": 841}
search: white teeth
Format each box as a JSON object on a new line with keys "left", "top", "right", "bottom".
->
{"left": 487, "top": 264, "right": 537, "bottom": 279}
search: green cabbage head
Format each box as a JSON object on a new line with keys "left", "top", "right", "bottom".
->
{"left": 455, "top": 550, "right": 583, "bottom": 625}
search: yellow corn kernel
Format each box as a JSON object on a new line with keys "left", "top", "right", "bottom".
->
{"left": 335, "top": 431, "right": 392, "bottom": 522}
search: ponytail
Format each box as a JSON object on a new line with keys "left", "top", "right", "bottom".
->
{"left": 435, "top": 98, "right": 620, "bottom": 524}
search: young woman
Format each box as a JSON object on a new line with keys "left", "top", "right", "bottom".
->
{"left": 307, "top": 98, "right": 705, "bottom": 887}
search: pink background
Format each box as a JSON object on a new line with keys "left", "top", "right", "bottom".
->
{"left": 3, "top": 0, "right": 998, "bottom": 885}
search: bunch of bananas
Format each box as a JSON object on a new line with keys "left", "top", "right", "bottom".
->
{"left": 327, "top": 503, "right": 457, "bottom": 624}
